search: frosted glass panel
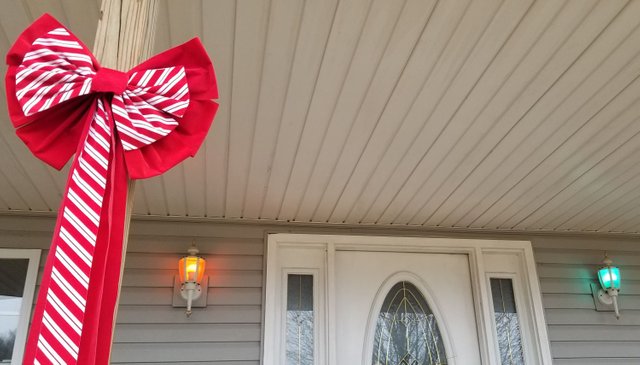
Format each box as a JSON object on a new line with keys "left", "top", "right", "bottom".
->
{"left": 372, "top": 281, "right": 447, "bottom": 365}
{"left": 286, "top": 274, "right": 314, "bottom": 365}
{"left": 490, "top": 278, "right": 525, "bottom": 365}
{"left": 0, "top": 259, "right": 29, "bottom": 362}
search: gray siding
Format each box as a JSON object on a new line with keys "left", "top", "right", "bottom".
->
{"left": 0, "top": 215, "right": 638, "bottom": 364}
{"left": 111, "top": 223, "right": 265, "bottom": 364}
{"left": 533, "top": 237, "right": 640, "bottom": 365}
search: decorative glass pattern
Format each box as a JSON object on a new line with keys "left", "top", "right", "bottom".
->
{"left": 286, "top": 274, "right": 314, "bottom": 365}
{"left": 372, "top": 281, "right": 447, "bottom": 365}
{"left": 490, "top": 278, "right": 525, "bottom": 365}
{"left": 0, "top": 258, "right": 29, "bottom": 362}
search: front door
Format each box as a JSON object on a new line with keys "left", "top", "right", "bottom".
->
{"left": 263, "top": 234, "right": 554, "bottom": 365}
{"left": 335, "top": 251, "right": 480, "bottom": 365}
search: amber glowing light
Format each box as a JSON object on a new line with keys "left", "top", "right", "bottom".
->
{"left": 179, "top": 244, "right": 206, "bottom": 317}
{"left": 179, "top": 255, "right": 206, "bottom": 284}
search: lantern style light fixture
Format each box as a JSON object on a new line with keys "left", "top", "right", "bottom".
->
{"left": 178, "top": 244, "right": 206, "bottom": 317}
{"left": 596, "top": 253, "right": 621, "bottom": 319}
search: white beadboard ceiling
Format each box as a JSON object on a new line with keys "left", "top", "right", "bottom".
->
{"left": 2, "top": 0, "right": 640, "bottom": 235}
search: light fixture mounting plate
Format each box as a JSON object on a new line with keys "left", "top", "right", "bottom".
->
{"left": 172, "top": 275, "right": 208, "bottom": 308}
{"left": 590, "top": 282, "right": 620, "bottom": 312}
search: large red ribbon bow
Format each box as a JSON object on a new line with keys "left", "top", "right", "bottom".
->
{"left": 5, "top": 14, "right": 218, "bottom": 365}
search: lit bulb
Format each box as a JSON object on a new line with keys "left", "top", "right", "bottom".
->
{"left": 187, "top": 263, "right": 198, "bottom": 281}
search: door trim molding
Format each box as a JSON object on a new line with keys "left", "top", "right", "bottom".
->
{"left": 263, "top": 234, "right": 553, "bottom": 365}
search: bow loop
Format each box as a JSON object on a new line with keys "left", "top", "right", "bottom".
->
{"left": 127, "top": 67, "right": 190, "bottom": 118}
{"left": 14, "top": 25, "right": 96, "bottom": 117}
{"left": 111, "top": 66, "right": 189, "bottom": 150}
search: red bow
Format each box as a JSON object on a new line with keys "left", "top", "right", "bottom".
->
{"left": 5, "top": 14, "right": 218, "bottom": 365}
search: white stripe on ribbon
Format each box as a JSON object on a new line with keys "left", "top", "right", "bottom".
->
{"left": 49, "top": 28, "right": 70, "bottom": 36}
{"left": 59, "top": 227, "right": 93, "bottom": 268}
{"left": 156, "top": 69, "right": 183, "bottom": 95}
{"left": 50, "top": 267, "right": 86, "bottom": 311}
{"left": 62, "top": 208, "right": 97, "bottom": 245}
{"left": 42, "top": 311, "right": 79, "bottom": 358}
{"left": 37, "top": 338, "right": 65, "bottom": 365}
{"left": 155, "top": 68, "right": 172, "bottom": 86}
{"left": 83, "top": 143, "right": 109, "bottom": 170}
{"left": 71, "top": 170, "right": 102, "bottom": 206}
{"left": 47, "top": 291, "right": 83, "bottom": 335}
{"left": 67, "top": 188, "right": 100, "bottom": 226}
{"left": 77, "top": 156, "right": 107, "bottom": 188}
{"left": 33, "top": 38, "right": 83, "bottom": 49}
{"left": 54, "top": 248, "right": 89, "bottom": 289}
{"left": 88, "top": 127, "right": 110, "bottom": 152}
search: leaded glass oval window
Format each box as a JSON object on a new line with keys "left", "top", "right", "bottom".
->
{"left": 372, "top": 281, "right": 448, "bottom": 365}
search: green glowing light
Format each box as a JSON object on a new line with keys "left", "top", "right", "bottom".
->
{"left": 598, "top": 266, "right": 621, "bottom": 290}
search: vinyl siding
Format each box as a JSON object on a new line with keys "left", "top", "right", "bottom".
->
{"left": 0, "top": 215, "right": 638, "bottom": 364}
{"left": 533, "top": 237, "right": 640, "bottom": 364}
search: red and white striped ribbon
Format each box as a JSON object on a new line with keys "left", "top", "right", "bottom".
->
{"left": 35, "top": 99, "right": 111, "bottom": 364}
{"left": 14, "top": 26, "right": 191, "bottom": 365}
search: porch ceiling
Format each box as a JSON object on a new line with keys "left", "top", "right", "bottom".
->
{"left": 2, "top": 0, "right": 640, "bottom": 235}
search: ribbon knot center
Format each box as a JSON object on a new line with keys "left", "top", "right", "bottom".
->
{"left": 91, "top": 67, "right": 128, "bottom": 94}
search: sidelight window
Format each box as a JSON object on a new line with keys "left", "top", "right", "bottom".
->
{"left": 286, "top": 274, "right": 314, "bottom": 365}
{"left": 490, "top": 278, "right": 525, "bottom": 365}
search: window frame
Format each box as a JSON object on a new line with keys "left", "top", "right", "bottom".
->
{"left": 0, "top": 248, "right": 41, "bottom": 365}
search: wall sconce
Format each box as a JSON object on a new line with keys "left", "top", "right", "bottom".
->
{"left": 591, "top": 252, "right": 621, "bottom": 319}
{"left": 173, "top": 244, "right": 208, "bottom": 317}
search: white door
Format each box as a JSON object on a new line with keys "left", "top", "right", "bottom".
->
{"left": 263, "top": 234, "right": 554, "bottom": 365}
{"left": 335, "top": 251, "right": 481, "bottom": 365}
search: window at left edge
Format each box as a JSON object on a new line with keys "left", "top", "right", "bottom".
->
{"left": 0, "top": 258, "right": 29, "bottom": 363}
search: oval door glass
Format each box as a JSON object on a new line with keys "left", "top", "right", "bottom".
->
{"left": 372, "top": 281, "right": 448, "bottom": 365}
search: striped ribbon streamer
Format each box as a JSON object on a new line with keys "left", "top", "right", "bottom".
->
{"left": 10, "top": 22, "right": 195, "bottom": 365}
{"left": 33, "top": 98, "right": 111, "bottom": 364}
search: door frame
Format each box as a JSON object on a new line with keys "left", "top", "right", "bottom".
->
{"left": 263, "top": 234, "right": 553, "bottom": 365}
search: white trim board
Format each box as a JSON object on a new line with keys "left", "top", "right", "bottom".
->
{"left": 263, "top": 234, "right": 553, "bottom": 365}
{"left": 0, "top": 248, "right": 41, "bottom": 365}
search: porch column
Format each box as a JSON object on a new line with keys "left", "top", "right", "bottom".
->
{"left": 92, "top": 0, "right": 159, "bottom": 359}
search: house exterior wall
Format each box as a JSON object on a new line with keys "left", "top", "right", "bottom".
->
{"left": 0, "top": 215, "right": 638, "bottom": 364}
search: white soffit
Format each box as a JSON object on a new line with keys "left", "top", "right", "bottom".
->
{"left": 1, "top": 0, "right": 640, "bottom": 235}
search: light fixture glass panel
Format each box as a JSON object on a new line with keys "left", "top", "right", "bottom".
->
{"left": 286, "top": 274, "right": 314, "bottom": 365}
{"left": 598, "top": 266, "right": 620, "bottom": 290}
{"left": 371, "top": 281, "right": 448, "bottom": 365}
{"left": 179, "top": 256, "right": 206, "bottom": 283}
{"left": 490, "top": 278, "right": 525, "bottom": 365}
{"left": 0, "top": 258, "right": 29, "bottom": 362}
